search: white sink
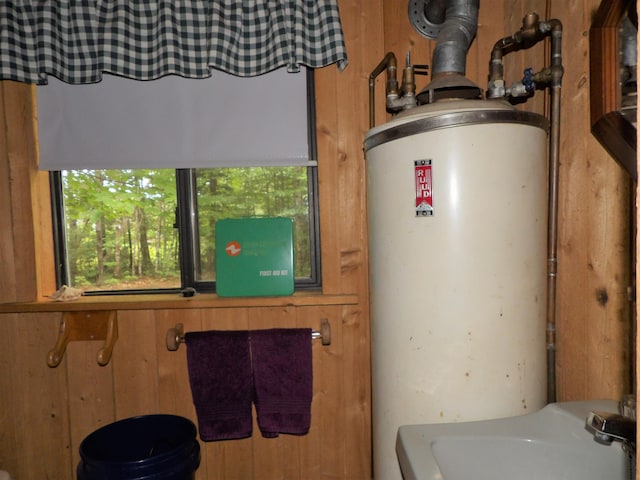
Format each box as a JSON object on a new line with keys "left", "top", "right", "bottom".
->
{"left": 396, "top": 400, "right": 630, "bottom": 480}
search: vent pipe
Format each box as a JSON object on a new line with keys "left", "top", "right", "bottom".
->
{"left": 409, "top": 0, "right": 482, "bottom": 103}
{"left": 429, "top": 0, "right": 479, "bottom": 77}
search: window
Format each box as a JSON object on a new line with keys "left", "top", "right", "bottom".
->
{"left": 46, "top": 71, "right": 321, "bottom": 295}
{"left": 51, "top": 165, "right": 320, "bottom": 294}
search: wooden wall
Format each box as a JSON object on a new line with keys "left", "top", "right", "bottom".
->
{"left": 0, "top": 1, "right": 635, "bottom": 479}
{"left": 0, "top": 305, "right": 369, "bottom": 479}
{"left": 550, "top": 0, "right": 634, "bottom": 402}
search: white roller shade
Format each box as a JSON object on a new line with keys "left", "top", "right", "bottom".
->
{"left": 36, "top": 69, "right": 313, "bottom": 170}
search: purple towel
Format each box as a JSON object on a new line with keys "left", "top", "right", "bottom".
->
{"left": 250, "top": 328, "right": 313, "bottom": 438}
{"left": 185, "top": 330, "right": 253, "bottom": 441}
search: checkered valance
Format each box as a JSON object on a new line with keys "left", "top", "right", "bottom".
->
{"left": 0, "top": 1, "right": 348, "bottom": 84}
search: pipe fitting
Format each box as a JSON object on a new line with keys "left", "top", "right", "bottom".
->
{"left": 368, "top": 52, "right": 399, "bottom": 128}
{"left": 516, "top": 12, "right": 545, "bottom": 49}
{"left": 409, "top": 0, "right": 448, "bottom": 39}
{"left": 368, "top": 52, "right": 422, "bottom": 127}
{"left": 487, "top": 15, "right": 563, "bottom": 101}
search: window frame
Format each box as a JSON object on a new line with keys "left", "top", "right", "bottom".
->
{"left": 49, "top": 72, "right": 322, "bottom": 295}
{"left": 174, "top": 164, "right": 321, "bottom": 293}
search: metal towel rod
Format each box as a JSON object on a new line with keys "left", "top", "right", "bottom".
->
{"left": 166, "top": 318, "right": 331, "bottom": 351}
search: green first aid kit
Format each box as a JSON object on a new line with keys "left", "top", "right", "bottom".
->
{"left": 215, "top": 217, "right": 294, "bottom": 297}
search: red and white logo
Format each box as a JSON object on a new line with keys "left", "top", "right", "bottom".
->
{"left": 225, "top": 241, "right": 242, "bottom": 256}
{"left": 415, "top": 159, "right": 434, "bottom": 216}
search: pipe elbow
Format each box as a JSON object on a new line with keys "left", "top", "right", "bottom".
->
{"left": 544, "top": 18, "right": 563, "bottom": 33}
{"left": 369, "top": 52, "right": 397, "bottom": 82}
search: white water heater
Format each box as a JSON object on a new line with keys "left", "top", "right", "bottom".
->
{"left": 364, "top": 99, "right": 549, "bottom": 480}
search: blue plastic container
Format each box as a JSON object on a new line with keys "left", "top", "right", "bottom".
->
{"left": 77, "top": 414, "right": 200, "bottom": 480}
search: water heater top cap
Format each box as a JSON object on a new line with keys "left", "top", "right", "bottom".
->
{"left": 364, "top": 99, "right": 548, "bottom": 153}
{"left": 367, "top": 99, "right": 511, "bottom": 136}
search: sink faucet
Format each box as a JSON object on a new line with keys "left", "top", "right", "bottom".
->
{"left": 586, "top": 395, "right": 636, "bottom": 447}
{"left": 587, "top": 411, "right": 636, "bottom": 444}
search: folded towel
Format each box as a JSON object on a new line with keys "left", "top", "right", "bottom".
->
{"left": 185, "top": 330, "right": 253, "bottom": 441}
{"left": 250, "top": 328, "right": 313, "bottom": 438}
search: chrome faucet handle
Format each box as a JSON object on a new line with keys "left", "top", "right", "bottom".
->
{"left": 587, "top": 411, "right": 636, "bottom": 445}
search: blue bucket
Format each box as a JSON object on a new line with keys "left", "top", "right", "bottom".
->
{"left": 77, "top": 414, "right": 200, "bottom": 480}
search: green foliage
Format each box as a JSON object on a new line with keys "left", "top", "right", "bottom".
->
{"left": 62, "top": 167, "right": 312, "bottom": 291}
{"left": 63, "top": 169, "right": 179, "bottom": 290}
{"left": 195, "top": 167, "right": 311, "bottom": 280}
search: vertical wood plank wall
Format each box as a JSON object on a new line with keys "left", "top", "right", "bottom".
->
{"left": 549, "top": 0, "right": 633, "bottom": 402}
{"left": 0, "top": 1, "right": 635, "bottom": 479}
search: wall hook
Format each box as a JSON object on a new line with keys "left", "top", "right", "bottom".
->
{"left": 47, "top": 311, "right": 118, "bottom": 368}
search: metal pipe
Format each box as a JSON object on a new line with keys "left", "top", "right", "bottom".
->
{"left": 369, "top": 52, "right": 423, "bottom": 127}
{"left": 544, "top": 19, "right": 563, "bottom": 404}
{"left": 423, "top": 0, "right": 448, "bottom": 26}
{"left": 487, "top": 13, "right": 551, "bottom": 99}
{"left": 369, "top": 52, "right": 398, "bottom": 129}
{"left": 431, "top": 0, "right": 479, "bottom": 77}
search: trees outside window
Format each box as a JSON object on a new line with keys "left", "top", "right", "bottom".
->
{"left": 53, "top": 166, "right": 319, "bottom": 294}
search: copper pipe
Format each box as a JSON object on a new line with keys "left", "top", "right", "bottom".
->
{"left": 369, "top": 52, "right": 398, "bottom": 128}
{"left": 544, "top": 19, "right": 563, "bottom": 403}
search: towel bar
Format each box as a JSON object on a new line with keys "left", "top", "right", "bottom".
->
{"left": 166, "top": 318, "right": 331, "bottom": 351}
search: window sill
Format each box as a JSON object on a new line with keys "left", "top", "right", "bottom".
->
{"left": 0, "top": 291, "right": 360, "bottom": 313}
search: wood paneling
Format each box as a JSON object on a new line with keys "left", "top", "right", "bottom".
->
{"left": 551, "top": 0, "right": 633, "bottom": 400}
{"left": 0, "top": 83, "right": 55, "bottom": 303}
{"left": 0, "top": 307, "right": 358, "bottom": 479}
{"left": 0, "top": 1, "right": 636, "bottom": 479}
{"left": 0, "top": 312, "right": 71, "bottom": 479}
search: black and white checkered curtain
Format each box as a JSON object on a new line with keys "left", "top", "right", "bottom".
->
{"left": 0, "top": 0, "right": 348, "bottom": 84}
